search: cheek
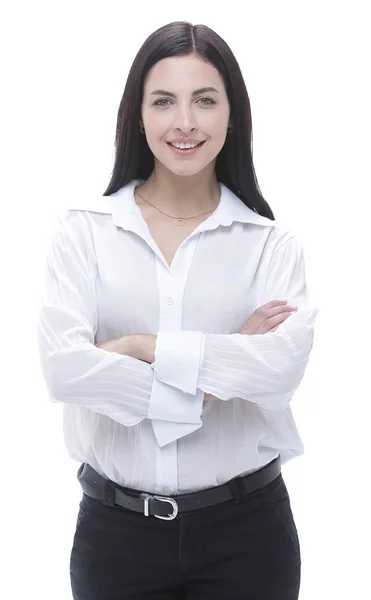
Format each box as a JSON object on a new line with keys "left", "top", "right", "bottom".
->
{"left": 206, "top": 120, "right": 228, "bottom": 148}
{"left": 143, "top": 119, "right": 170, "bottom": 147}
{"left": 203, "top": 109, "right": 229, "bottom": 135}
{"left": 216, "top": 108, "right": 229, "bottom": 126}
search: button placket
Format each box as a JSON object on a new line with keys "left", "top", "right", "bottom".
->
{"left": 154, "top": 235, "right": 202, "bottom": 495}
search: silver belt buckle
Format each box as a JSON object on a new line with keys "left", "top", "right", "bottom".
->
{"left": 141, "top": 493, "right": 179, "bottom": 520}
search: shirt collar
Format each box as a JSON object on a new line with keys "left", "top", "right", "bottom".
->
{"left": 109, "top": 179, "right": 276, "bottom": 230}
{"left": 71, "top": 179, "right": 276, "bottom": 230}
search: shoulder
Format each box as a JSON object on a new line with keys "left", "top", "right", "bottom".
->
{"left": 266, "top": 221, "right": 296, "bottom": 247}
{"left": 53, "top": 181, "right": 137, "bottom": 234}
{"left": 48, "top": 198, "right": 113, "bottom": 253}
{"left": 220, "top": 185, "right": 295, "bottom": 241}
{"left": 57, "top": 196, "right": 115, "bottom": 221}
{"left": 265, "top": 222, "right": 309, "bottom": 268}
{"left": 55, "top": 180, "right": 140, "bottom": 229}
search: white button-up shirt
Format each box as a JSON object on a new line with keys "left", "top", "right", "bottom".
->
{"left": 37, "top": 179, "right": 318, "bottom": 495}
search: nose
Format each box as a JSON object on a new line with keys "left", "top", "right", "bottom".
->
{"left": 173, "top": 103, "right": 197, "bottom": 133}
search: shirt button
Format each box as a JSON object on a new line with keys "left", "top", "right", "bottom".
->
{"left": 167, "top": 297, "right": 174, "bottom": 305}
{"left": 162, "top": 487, "right": 172, "bottom": 496}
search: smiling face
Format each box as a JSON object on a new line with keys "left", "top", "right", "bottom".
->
{"left": 141, "top": 54, "right": 230, "bottom": 178}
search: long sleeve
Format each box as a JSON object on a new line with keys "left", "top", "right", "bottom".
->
{"left": 36, "top": 212, "right": 155, "bottom": 426}
{"left": 151, "top": 235, "right": 319, "bottom": 411}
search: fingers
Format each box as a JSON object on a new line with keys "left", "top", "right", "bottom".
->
{"left": 238, "top": 300, "right": 298, "bottom": 335}
{"left": 258, "top": 301, "right": 297, "bottom": 322}
{"left": 269, "top": 307, "right": 297, "bottom": 332}
{"left": 270, "top": 305, "right": 298, "bottom": 318}
{"left": 262, "top": 300, "right": 288, "bottom": 308}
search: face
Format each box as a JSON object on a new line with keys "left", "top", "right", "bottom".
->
{"left": 141, "top": 54, "right": 230, "bottom": 178}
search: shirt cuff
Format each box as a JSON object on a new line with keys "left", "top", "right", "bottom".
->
{"left": 152, "top": 416, "right": 203, "bottom": 447}
{"left": 148, "top": 377, "right": 204, "bottom": 423}
{"left": 151, "top": 331, "right": 204, "bottom": 395}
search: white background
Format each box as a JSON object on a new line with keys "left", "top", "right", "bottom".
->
{"left": 1, "top": 1, "right": 370, "bottom": 598}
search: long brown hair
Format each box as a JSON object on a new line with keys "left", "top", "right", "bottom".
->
{"left": 103, "top": 21, "right": 274, "bottom": 220}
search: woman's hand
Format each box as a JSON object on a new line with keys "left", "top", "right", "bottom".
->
{"left": 96, "top": 301, "right": 297, "bottom": 401}
{"left": 203, "top": 300, "right": 298, "bottom": 402}
{"left": 238, "top": 300, "right": 297, "bottom": 335}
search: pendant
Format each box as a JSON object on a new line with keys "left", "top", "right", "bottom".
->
{"left": 177, "top": 219, "right": 185, "bottom": 226}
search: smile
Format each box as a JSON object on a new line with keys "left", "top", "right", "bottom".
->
{"left": 166, "top": 141, "right": 206, "bottom": 156}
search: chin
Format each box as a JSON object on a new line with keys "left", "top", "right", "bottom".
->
{"left": 170, "top": 166, "right": 201, "bottom": 177}
{"left": 163, "top": 160, "right": 212, "bottom": 178}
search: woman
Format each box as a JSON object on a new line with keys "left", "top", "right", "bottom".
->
{"left": 37, "top": 20, "right": 318, "bottom": 600}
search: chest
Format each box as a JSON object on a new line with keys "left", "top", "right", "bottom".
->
{"left": 140, "top": 212, "right": 210, "bottom": 267}
{"left": 94, "top": 220, "right": 271, "bottom": 338}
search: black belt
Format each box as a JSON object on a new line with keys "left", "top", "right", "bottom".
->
{"left": 77, "top": 455, "right": 281, "bottom": 521}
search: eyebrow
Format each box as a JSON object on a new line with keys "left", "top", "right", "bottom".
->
{"left": 149, "top": 87, "right": 219, "bottom": 97}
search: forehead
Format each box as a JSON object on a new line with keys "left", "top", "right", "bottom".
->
{"left": 143, "top": 54, "right": 224, "bottom": 92}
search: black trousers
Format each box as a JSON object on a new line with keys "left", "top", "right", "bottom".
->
{"left": 70, "top": 472, "right": 301, "bottom": 599}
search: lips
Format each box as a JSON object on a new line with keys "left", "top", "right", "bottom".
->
{"left": 166, "top": 141, "right": 206, "bottom": 156}
{"left": 167, "top": 139, "right": 206, "bottom": 145}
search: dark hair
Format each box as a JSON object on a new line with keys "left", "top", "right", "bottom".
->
{"left": 103, "top": 21, "right": 274, "bottom": 220}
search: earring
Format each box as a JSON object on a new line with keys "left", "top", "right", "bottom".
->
{"left": 139, "top": 121, "right": 145, "bottom": 134}
{"left": 227, "top": 124, "right": 233, "bottom": 134}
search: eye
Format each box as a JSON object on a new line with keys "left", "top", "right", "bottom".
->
{"left": 153, "top": 99, "right": 172, "bottom": 107}
{"left": 197, "top": 97, "right": 216, "bottom": 106}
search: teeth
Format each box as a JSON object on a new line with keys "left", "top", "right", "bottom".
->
{"left": 171, "top": 142, "right": 201, "bottom": 149}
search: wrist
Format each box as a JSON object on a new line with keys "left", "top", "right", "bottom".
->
{"left": 120, "top": 334, "right": 142, "bottom": 359}
{"left": 95, "top": 335, "right": 144, "bottom": 359}
{"left": 124, "top": 334, "right": 155, "bottom": 363}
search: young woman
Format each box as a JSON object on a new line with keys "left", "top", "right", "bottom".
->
{"left": 37, "top": 20, "right": 318, "bottom": 600}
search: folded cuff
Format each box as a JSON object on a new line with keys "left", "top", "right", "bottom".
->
{"left": 148, "top": 377, "right": 204, "bottom": 424}
{"left": 151, "top": 331, "right": 204, "bottom": 395}
{"left": 151, "top": 416, "right": 203, "bottom": 447}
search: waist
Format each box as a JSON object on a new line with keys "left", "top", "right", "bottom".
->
{"left": 80, "top": 451, "right": 283, "bottom": 495}
{"left": 64, "top": 406, "right": 303, "bottom": 493}
{"left": 77, "top": 455, "right": 283, "bottom": 519}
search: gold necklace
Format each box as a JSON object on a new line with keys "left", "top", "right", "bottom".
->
{"left": 135, "top": 189, "right": 218, "bottom": 227}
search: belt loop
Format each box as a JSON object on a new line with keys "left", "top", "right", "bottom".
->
{"left": 227, "top": 476, "right": 246, "bottom": 505}
{"left": 104, "top": 479, "right": 116, "bottom": 508}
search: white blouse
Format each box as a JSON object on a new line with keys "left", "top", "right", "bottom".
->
{"left": 36, "top": 179, "right": 318, "bottom": 495}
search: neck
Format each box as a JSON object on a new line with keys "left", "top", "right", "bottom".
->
{"left": 138, "top": 164, "right": 220, "bottom": 217}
